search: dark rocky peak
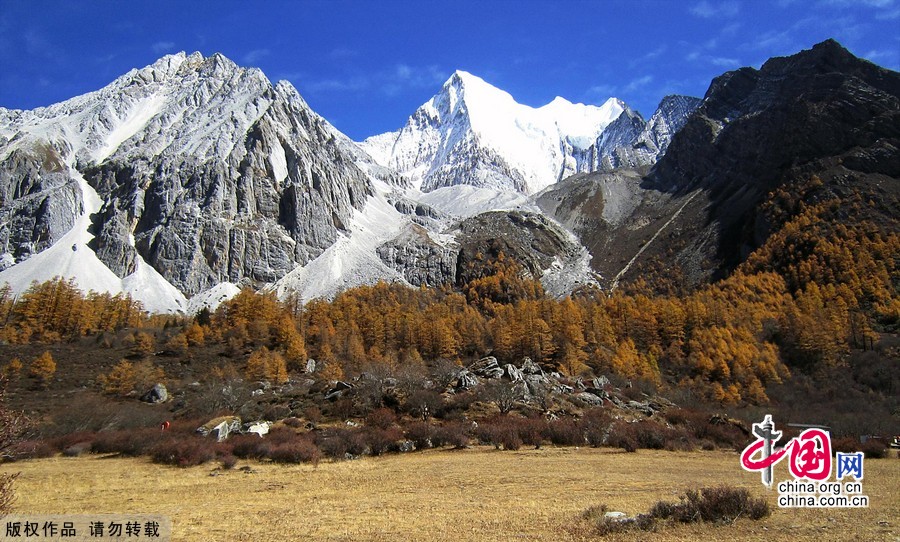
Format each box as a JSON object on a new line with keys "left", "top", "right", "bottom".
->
{"left": 655, "top": 38, "right": 900, "bottom": 193}
{"left": 760, "top": 38, "right": 881, "bottom": 79}
{"left": 701, "top": 39, "right": 900, "bottom": 122}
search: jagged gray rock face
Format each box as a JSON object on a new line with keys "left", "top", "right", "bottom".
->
{"left": 1, "top": 52, "right": 374, "bottom": 295}
{"left": 593, "top": 95, "right": 702, "bottom": 171}
{"left": 594, "top": 105, "right": 647, "bottom": 170}
{"left": 0, "top": 144, "right": 81, "bottom": 268}
{"left": 503, "top": 364, "right": 525, "bottom": 382}
{"left": 376, "top": 224, "right": 456, "bottom": 287}
{"left": 453, "top": 211, "right": 583, "bottom": 285}
{"left": 377, "top": 208, "right": 592, "bottom": 293}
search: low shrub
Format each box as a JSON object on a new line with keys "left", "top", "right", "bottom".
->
{"left": 62, "top": 442, "right": 92, "bottom": 457}
{"left": 475, "top": 420, "right": 522, "bottom": 451}
{"left": 268, "top": 440, "right": 321, "bottom": 465}
{"left": 282, "top": 417, "right": 305, "bottom": 428}
{"left": 652, "top": 486, "right": 770, "bottom": 524}
{"left": 365, "top": 407, "right": 397, "bottom": 430}
{"left": 860, "top": 439, "right": 889, "bottom": 459}
{"left": 265, "top": 426, "right": 302, "bottom": 446}
{"left": 824, "top": 434, "right": 888, "bottom": 459}
{"left": 404, "top": 421, "right": 434, "bottom": 450}
{"left": 363, "top": 427, "right": 403, "bottom": 456}
{"left": 150, "top": 438, "right": 216, "bottom": 468}
{"left": 518, "top": 417, "right": 546, "bottom": 448}
{"left": 606, "top": 420, "right": 695, "bottom": 452}
{"left": 431, "top": 422, "right": 469, "bottom": 449}
{"left": 46, "top": 431, "right": 97, "bottom": 453}
{"left": 219, "top": 453, "right": 238, "bottom": 470}
{"left": 6, "top": 439, "right": 55, "bottom": 460}
{"left": 91, "top": 429, "right": 158, "bottom": 457}
{"left": 230, "top": 434, "right": 270, "bottom": 460}
{"left": 581, "top": 408, "right": 612, "bottom": 447}
{"left": 316, "top": 428, "right": 367, "bottom": 458}
{"left": 606, "top": 423, "right": 638, "bottom": 452}
{"left": 545, "top": 419, "right": 584, "bottom": 446}
{"left": 587, "top": 485, "right": 770, "bottom": 535}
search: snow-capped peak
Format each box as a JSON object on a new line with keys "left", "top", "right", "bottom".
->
{"left": 1, "top": 51, "right": 378, "bottom": 313}
{"left": 361, "top": 70, "right": 629, "bottom": 195}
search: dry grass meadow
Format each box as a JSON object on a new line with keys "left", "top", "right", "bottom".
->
{"left": 1, "top": 447, "right": 897, "bottom": 541}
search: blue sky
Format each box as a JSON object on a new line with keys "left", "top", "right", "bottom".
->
{"left": 0, "top": 0, "right": 897, "bottom": 140}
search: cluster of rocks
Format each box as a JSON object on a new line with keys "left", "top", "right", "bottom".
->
{"left": 195, "top": 415, "right": 271, "bottom": 442}
{"left": 449, "top": 356, "right": 667, "bottom": 416}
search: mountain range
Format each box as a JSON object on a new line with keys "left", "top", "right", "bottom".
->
{"left": 0, "top": 39, "right": 896, "bottom": 314}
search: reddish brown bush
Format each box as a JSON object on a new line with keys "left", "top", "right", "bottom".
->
{"left": 661, "top": 409, "right": 744, "bottom": 450}
{"left": 303, "top": 406, "right": 323, "bottom": 425}
{"left": 6, "top": 439, "right": 54, "bottom": 460}
{"left": 90, "top": 428, "right": 158, "bottom": 456}
{"left": 283, "top": 417, "right": 305, "bottom": 428}
{"left": 545, "top": 419, "right": 584, "bottom": 446}
{"left": 150, "top": 438, "right": 216, "bottom": 467}
{"left": 404, "top": 422, "right": 435, "bottom": 450}
{"left": 517, "top": 417, "right": 546, "bottom": 448}
{"left": 581, "top": 408, "right": 613, "bottom": 447}
{"left": 219, "top": 453, "right": 238, "bottom": 470}
{"left": 330, "top": 398, "right": 354, "bottom": 420}
{"left": 46, "top": 431, "right": 97, "bottom": 453}
{"left": 607, "top": 423, "right": 638, "bottom": 452}
{"left": 606, "top": 420, "right": 695, "bottom": 452}
{"left": 265, "top": 426, "right": 302, "bottom": 446}
{"left": 229, "top": 434, "right": 270, "bottom": 460}
{"left": 365, "top": 407, "right": 397, "bottom": 430}
{"left": 860, "top": 439, "right": 889, "bottom": 459}
{"left": 62, "top": 442, "right": 92, "bottom": 457}
{"left": 269, "top": 439, "right": 321, "bottom": 465}
{"left": 316, "top": 428, "right": 367, "bottom": 459}
{"left": 650, "top": 486, "right": 770, "bottom": 523}
{"left": 363, "top": 427, "right": 403, "bottom": 456}
{"left": 474, "top": 418, "right": 523, "bottom": 451}
{"left": 431, "top": 422, "right": 469, "bottom": 448}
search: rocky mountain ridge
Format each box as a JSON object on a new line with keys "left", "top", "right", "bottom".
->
{"left": 2, "top": 40, "right": 894, "bottom": 312}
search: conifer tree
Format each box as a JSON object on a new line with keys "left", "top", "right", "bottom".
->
{"left": 29, "top": 351, "right": 56, "bottom": 388}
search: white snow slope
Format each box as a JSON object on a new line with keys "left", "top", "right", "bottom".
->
{"left": 0, "top": 166, "right": 189, "bottom": 314}
{"left": 271, "top": 178, "right": 412, "bottom": 303}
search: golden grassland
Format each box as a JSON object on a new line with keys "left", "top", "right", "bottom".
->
{"left": 1, "top": 447, "right": 897, "bottom": 541}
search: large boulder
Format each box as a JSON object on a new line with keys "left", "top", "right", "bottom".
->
{"left": 468, "top": 356, "right": 504, "bottom": 379}
{"left": 139, "top": 383, "right": 168, "bottom": 404}
{"left": 454, "top": 369, "right": 479, "bottom": 391}
{"left": 575, "top": 392, "right": 605, "bottom": 406}
{"left": 503, "top": 364, "right": 525, "bottom": 382}
{"left": 519, "top": 357, "right": 543, "bottom": 375}
{"left": 197, "top": 415, "right": 242, "bottom": 442}
{"left": 325, "top": 380, "right": 353, "bottom": 400}
{"left": 246, "top": 421, "right": 270, "bottom": 437}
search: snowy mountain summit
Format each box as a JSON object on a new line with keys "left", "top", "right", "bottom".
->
{"left": 362, "top": 71, "right": 625, "bottom": 195}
